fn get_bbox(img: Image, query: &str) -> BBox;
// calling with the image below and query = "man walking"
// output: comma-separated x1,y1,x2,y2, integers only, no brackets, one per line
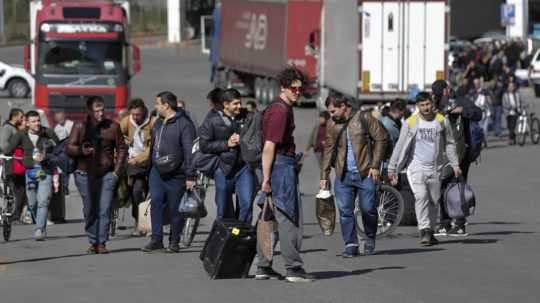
120,98,154,236
142,91,196,253
67,96,127,254
199,88,255,222
13,111,59,240
0,108,27,222
320,93,388,257
256,68,314,283
388,92,461,246
306,111,330,167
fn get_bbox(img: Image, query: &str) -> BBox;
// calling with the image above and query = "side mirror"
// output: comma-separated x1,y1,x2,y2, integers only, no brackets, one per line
24,45,31,72
132,44,141,75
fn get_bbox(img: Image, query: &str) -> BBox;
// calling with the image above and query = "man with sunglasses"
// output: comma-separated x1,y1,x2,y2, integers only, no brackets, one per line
256,68,314,283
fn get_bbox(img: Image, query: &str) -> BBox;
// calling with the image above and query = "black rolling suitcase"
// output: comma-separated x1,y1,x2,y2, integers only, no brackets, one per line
49,175,66,223
200,219,257,279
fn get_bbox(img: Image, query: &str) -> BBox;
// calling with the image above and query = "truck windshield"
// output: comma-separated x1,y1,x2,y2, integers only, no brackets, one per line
38,40,123,75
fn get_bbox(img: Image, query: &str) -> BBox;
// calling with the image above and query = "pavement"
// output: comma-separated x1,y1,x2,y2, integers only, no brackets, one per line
0,46,540,303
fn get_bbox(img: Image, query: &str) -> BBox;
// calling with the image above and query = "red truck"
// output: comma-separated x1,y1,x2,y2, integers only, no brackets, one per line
25,0,141,121
212,0,322,106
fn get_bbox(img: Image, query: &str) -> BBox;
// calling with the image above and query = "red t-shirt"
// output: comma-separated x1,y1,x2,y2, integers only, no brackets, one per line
262,98,296,157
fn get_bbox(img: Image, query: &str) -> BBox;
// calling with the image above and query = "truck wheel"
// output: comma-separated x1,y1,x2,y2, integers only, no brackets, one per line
254,78,263,104
535,84,540,98
267,79,279,103
261,78,270,105
8,78,30,98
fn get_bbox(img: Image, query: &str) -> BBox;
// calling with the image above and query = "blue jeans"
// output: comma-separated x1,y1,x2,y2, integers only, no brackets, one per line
149,168,186,243
491,105,503,137
214,165,255,223
74,171,118,246
26,174,52,232
334,171,377,246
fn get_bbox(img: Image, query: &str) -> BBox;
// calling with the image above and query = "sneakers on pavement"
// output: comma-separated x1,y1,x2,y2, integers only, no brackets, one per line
34,229,46,241
420,228,433,246
447,226,469,237
87,245,97,254
96,245,109,254
362,238,376,256
166,242,181,253
255,267,283,280
141,241,165,253
434,224,450,236
342,245,359,258
285,267,315,283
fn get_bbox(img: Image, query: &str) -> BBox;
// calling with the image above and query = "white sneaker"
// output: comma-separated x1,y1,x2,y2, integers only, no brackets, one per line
34,229,46,241
47,219,55,226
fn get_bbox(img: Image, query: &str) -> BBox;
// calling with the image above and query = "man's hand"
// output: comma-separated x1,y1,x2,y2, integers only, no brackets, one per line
388,171,398,186
186,180,195,191
82,146,94,156
450,106,464,114
320,180,328,190
453,167,463,178
34,153,45,163
127,158,137,166
227,133,240,147
368,168,380,183
261,179,271,193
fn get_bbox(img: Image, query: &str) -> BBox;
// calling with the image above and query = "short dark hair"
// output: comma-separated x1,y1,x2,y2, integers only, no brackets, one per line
156,91,177,111
415,92,432,103
207,88,223,107
8,108,24,121
319,111,330,120
246,100,257,109
220,88,241,103
277,67,305,88
25,110,40,120
128,98,147,115
86,95,105,110
390,98,407,112
325,92,350,108
431,80,448,97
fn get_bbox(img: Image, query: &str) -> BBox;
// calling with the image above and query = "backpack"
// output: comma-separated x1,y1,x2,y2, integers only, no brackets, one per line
48,138,77,174
11,148,26,175
443,178,476,218
468,120,485,162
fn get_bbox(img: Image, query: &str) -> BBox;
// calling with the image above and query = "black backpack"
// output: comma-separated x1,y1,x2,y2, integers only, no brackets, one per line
48,138,77,174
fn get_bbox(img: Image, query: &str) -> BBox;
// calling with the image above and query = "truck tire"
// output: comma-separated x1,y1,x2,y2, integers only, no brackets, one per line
535,84,540,98
8,78,30,98
254,78,263,104
267,79,279,103
261,78,270,105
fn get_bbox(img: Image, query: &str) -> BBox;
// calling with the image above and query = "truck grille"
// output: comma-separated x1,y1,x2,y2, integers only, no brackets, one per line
48,93,115,113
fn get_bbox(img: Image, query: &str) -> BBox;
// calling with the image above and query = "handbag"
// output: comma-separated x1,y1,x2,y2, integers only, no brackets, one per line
444,177,476,218
192,151,220,178
178,190,208,218
137,197,152,234
154,152,183,176
256,192,278,263
315,189,336,236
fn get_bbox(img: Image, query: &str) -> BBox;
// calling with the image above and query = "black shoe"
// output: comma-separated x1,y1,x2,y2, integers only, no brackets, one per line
141,241,164,253
429,232,439,245
434,224,450,236
255,267,283,280
420,228,433,246
166,242,181,253
342,246,359,258
285,267,315,283
362,238,376,256
447,226,469,237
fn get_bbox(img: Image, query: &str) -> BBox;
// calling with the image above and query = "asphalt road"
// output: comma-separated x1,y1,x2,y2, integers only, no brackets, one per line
0,45,539,303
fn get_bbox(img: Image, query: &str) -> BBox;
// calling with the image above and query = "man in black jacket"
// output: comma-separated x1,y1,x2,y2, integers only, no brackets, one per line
432,80,483,237
142,91,196,253
199,88,255,222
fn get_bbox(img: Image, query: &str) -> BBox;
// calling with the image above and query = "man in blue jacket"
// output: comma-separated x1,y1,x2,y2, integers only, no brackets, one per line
142,91,196,253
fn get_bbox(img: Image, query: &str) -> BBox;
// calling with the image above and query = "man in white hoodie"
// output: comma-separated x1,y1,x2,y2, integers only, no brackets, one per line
120,98,154,236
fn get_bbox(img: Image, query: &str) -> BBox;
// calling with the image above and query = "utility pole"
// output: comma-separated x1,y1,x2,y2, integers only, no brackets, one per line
0,0,5,44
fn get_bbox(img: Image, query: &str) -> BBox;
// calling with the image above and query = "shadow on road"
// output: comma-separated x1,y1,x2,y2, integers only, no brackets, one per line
301,248,328,254
439,238,498,245
377,248,444,255
472,231,534,236
469,221,522,226
312,266,406,280
0,248,141,265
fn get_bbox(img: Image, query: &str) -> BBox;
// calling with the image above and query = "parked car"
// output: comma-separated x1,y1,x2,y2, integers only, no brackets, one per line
524,49,540,97
0,60,34,98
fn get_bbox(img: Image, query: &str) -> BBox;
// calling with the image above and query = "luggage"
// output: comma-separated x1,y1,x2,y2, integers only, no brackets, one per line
315,189,336,236
200,219,257,279
48,175,66,222
178,190,207,218
443,178,476,218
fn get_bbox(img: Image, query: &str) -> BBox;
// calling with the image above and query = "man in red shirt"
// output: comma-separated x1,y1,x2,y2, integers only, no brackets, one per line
255,68,314,283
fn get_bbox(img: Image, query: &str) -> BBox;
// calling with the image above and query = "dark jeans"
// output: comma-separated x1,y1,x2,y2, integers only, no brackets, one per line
149,168,186,244
491,105,503,137
213,165,255,223
130,174,148,220
439,160,471,228
507,115,518,142
74,171,118,246
334,171,377,246
7,174,27,220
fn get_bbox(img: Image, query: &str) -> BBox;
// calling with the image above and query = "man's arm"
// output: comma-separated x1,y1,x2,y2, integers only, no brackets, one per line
114,123,128,177
0,126,10,154
66,123,82,157
319,122,335,188
366,114,389,169
181,117,197,181
444,118,460,169
261,140,276,193
199,116,229,154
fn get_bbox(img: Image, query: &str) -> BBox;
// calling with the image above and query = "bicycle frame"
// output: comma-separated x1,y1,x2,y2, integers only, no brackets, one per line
517,110,529,134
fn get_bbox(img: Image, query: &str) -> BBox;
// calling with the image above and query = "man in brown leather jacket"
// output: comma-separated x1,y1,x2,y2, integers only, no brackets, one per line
320,93,388,258
66,96,127,254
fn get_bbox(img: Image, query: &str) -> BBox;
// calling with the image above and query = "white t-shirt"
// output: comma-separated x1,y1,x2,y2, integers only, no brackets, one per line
410,118,438,171
54,120,74,141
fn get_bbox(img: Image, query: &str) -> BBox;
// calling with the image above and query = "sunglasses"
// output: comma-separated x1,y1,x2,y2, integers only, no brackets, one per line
289,86,303,94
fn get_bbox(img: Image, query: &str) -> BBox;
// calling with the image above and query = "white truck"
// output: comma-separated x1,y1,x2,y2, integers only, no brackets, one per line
320,0,449,105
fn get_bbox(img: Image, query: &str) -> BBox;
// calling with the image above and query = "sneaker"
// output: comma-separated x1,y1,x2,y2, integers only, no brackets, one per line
87,245,97,254
34,229,45,241
255,267,283,280
434,224,450,236
285,267,315,283
429,231,439,245
419,228,432,246
342,246,359,258
46,219,55,226
23,213,33,225
362,238,376,256
141,241,165,253
447,226,469,237
166,242,181,253
96,244,109,254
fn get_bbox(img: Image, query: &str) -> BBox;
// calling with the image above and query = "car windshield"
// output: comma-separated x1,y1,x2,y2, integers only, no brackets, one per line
38,40,123,75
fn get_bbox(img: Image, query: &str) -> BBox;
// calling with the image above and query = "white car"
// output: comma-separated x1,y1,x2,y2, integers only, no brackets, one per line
524,49,540,97
0,61,34,98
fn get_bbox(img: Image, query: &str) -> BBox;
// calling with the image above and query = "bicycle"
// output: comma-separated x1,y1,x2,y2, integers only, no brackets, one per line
182,172,209,247
0,155,15,242
516,109,540,146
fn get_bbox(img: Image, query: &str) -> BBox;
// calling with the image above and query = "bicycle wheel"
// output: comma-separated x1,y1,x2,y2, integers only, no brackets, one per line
530,118,540,144
182,217,200,247
356,184,405,239
3,217,11,242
